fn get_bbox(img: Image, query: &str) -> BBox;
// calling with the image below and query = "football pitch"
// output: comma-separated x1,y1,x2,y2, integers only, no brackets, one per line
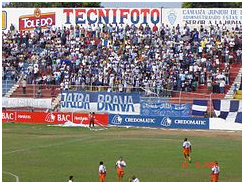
2,123,242,182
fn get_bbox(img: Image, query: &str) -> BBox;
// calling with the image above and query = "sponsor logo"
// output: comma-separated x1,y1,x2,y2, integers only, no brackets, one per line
111,115,123,125
175,119,206,125
45,113,55,123
161,117,172,127
2,11,7,30
19,8,55,31
2,112,15,121
73,116,89,123
17,114,32,119
167,9,177,25
125,118,155,123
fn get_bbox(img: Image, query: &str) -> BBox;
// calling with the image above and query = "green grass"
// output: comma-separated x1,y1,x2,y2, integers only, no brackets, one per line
2,123,242,182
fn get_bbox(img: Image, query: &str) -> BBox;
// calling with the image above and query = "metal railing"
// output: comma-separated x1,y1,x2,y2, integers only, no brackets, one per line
4,84,227,117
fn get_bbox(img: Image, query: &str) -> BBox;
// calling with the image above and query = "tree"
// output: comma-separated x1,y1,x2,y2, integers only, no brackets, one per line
182,2,242,8
3,2,101,8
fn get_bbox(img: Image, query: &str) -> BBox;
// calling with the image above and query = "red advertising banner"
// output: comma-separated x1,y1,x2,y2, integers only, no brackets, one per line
19,8,55,31
2,111,108,126
73,113,109,125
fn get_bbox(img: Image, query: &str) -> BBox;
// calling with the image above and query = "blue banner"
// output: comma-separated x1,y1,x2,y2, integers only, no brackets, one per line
140,101,191,117
61,91,140,114
109,114,209,129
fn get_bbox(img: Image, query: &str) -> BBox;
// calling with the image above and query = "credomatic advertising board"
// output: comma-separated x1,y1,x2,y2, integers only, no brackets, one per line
109,114,209,129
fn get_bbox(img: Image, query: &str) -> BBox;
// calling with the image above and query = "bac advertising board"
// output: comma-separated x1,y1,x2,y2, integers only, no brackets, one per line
2,111,108,125
61,91,140,115
2,8,241,31
109,114,209,129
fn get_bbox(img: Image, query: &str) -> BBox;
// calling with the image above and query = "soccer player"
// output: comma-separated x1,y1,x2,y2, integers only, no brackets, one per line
99,161,106,182
68,175,74,182
129,175,140,182
211,162,220,182
183,138,192,163
115,156,126,182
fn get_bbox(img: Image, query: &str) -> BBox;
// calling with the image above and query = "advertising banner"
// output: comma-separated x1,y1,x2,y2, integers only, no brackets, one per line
162,8,242,29
2,8,161,31
63,8,160,26
140,101,191,117
61,91,140,115
2,111,108,125
109,114,209,129
2,8,241,31
2,97,52,109
19,8,56,31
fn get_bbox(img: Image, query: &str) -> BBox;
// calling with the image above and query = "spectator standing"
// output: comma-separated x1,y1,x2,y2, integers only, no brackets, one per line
22,78,27,94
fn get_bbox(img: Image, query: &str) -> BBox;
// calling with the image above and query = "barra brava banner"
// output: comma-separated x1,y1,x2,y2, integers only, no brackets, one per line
61,91,140,115
140,101,191,117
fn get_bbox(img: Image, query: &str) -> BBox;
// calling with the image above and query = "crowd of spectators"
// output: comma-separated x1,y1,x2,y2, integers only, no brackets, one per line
2,21,242,96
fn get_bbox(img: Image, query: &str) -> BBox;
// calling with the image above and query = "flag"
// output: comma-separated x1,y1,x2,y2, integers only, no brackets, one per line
212,99,242,123
192,100,208,117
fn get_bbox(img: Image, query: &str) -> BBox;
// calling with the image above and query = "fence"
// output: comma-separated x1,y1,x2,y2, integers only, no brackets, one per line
3,84,226,118
9,82,230,97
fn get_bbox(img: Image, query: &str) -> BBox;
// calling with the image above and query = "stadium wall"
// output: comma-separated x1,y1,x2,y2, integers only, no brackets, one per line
209,118,242,131
2,111,242,131
2,8,241,31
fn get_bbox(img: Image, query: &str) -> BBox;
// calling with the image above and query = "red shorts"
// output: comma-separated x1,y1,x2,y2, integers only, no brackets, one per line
99,173,105,182
117,168,124,176
184,148,190,155
211,174,219,182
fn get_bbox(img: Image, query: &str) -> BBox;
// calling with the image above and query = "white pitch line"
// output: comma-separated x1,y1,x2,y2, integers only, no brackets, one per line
2,171,19,182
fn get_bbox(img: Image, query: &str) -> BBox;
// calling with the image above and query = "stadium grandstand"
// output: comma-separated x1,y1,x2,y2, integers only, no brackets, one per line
2,17,242,114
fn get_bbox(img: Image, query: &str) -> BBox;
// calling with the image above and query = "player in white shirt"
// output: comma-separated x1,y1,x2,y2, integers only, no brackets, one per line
99,161,106,182
115,157,126,182
68,175,74,182
183,138,192,163
129,175,140,182
211,162,220,182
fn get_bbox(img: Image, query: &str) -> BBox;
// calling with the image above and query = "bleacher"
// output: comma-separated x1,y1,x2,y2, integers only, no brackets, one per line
170,62,242,114
2,80,16,96
10,85,60,98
